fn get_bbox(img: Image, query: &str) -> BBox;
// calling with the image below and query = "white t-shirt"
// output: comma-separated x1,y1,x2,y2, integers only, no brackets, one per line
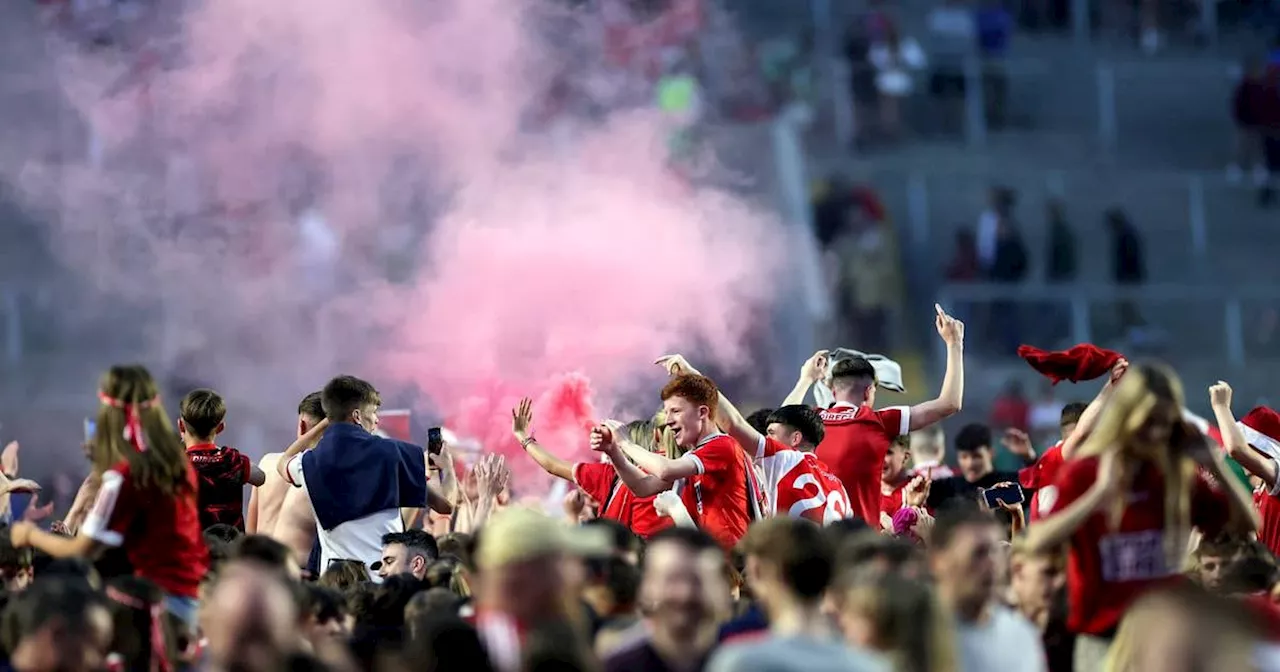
286,455,401,582
955,605,1047,672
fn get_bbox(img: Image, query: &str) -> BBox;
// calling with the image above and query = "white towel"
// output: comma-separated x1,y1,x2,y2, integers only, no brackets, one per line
813,349,906,408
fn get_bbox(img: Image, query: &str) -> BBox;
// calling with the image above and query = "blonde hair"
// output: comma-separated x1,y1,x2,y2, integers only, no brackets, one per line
623,410,683,459
1074,362,1199,570
841,569,958,672
1104,585,1257,672
93,365,190,495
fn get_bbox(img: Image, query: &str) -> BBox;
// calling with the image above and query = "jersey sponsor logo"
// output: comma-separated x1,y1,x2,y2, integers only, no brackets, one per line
1037,485,1058,517
1098,530,1171,582
820,410,859,422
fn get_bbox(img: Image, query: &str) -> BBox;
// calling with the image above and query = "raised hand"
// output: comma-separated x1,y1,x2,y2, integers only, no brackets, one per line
589,425,617,453
800,350,830,383
1209,381,1233,409
903,474,931,508
934,303,964,345
1107,358,1130,388
512,397,534,442
3,479,41,495
654,491,681,518
564,489,587,519
2,441,19,477
1000,428,1035,459
655,354,699,377
22,495,53,523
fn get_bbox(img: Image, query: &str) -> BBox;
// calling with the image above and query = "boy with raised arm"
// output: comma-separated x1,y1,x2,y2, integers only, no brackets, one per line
783,304,966,525
591,370,758,548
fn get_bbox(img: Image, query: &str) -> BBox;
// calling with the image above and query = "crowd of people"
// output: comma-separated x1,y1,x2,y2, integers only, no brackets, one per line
4,303,1280,672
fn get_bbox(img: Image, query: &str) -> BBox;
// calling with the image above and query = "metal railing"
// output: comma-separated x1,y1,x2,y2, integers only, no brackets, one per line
808,57,1242,155
850,167,1275,288
933,282,1280,367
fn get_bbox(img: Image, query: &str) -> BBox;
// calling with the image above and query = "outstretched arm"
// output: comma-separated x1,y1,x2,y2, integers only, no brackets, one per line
781,351,829,407
592,429,674,498
655,354,761,459
511,398,575,481
277,419,330,486
1210,381,1276,488
908,305,964,431
616,440,700,483
1061,360,1128,461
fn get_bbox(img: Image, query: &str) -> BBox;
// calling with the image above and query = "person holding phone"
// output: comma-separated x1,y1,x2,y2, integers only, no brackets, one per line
1024,362,1259,671
927,423,1025,511
276,375,453,577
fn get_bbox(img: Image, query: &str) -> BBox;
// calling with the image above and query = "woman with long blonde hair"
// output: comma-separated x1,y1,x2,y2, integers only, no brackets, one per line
1024,362,1258,672
8,365,209,627
1103,583,1260,672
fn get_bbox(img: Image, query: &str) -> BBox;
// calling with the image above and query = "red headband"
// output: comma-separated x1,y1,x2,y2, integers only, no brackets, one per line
98,392,159,453
105,585,171,672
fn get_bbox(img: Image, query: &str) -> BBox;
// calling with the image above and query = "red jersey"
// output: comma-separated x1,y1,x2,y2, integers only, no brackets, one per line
81,460,209,598
572,461,672,539
880,476,910,519
680,433,757,548
816,403,910,525
186,444,253,530
753,436,850,524
1019,441,1067,522
1051,456,1230,636
1255,485,1280,558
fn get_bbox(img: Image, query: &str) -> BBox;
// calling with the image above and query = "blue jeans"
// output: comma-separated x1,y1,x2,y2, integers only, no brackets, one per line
164,594,199,629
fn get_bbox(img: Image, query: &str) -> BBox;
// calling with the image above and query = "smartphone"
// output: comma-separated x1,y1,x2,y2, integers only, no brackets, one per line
981,482,1025,510
427,427,443,455
84,418,97,442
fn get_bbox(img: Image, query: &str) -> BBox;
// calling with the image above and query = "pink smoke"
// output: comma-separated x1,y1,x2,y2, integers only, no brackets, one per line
1,0,785,484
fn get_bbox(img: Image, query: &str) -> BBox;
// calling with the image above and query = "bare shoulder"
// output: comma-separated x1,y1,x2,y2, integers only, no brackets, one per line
258,452,283,469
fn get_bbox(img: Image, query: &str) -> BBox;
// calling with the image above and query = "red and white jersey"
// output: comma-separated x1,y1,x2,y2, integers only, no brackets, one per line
816,403,911,525
754,436,851,524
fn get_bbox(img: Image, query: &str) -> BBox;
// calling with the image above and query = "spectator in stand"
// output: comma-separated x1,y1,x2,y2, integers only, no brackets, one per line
810,174,852,251
1045,199,1076,284
838,208,901,353
976,0,1014,128
945,227,981,331
946,228,981,282
930,507,1047,671
1107,208,1145,286
1229,56,1272,188
867,23,926,140
926,0,976,136
976,186,1016,275
1106,208,1146,336
989,214,1030,353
